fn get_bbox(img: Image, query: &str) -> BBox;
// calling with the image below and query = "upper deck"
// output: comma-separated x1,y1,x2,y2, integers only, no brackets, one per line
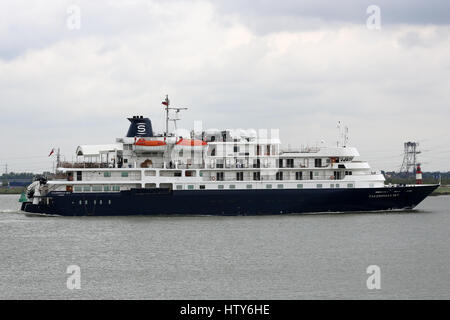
50,104,384,191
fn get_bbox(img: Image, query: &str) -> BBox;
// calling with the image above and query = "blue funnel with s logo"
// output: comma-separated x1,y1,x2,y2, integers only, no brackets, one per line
126,116,153,137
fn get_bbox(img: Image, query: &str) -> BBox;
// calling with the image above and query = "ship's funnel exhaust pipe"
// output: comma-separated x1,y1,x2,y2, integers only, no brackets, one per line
126,116,153,137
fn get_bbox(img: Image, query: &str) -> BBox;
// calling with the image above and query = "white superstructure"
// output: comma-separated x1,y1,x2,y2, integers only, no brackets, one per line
45,99,385,195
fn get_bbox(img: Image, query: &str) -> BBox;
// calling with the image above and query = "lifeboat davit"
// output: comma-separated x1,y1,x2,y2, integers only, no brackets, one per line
134,138,167,152
175,138,207,151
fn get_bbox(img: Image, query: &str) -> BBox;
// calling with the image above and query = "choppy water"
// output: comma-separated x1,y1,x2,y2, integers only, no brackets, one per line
0,194,449,299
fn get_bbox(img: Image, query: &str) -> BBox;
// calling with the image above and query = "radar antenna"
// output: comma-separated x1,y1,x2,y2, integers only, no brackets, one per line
162,95,188,139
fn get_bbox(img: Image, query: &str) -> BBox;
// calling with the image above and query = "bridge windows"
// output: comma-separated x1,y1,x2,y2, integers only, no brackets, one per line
295,172,303,180
276,172,283,181
77,171,82,181
347,183,354,188
297,184,303,189
253,172,261,181
236,172,244,181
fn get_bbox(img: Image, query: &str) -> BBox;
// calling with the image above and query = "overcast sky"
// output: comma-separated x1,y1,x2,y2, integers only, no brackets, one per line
0,0,449,173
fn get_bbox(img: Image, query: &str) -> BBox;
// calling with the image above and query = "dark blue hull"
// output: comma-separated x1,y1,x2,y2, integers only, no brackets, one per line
20,184,439,217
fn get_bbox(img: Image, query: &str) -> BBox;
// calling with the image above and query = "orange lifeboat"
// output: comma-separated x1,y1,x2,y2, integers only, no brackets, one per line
175,138,207,151
134,138,167,152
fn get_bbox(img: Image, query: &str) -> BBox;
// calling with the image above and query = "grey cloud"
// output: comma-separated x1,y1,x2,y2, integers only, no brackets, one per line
215,0,450,25
213,0,450,35
2,0,450,60
0,0,160,59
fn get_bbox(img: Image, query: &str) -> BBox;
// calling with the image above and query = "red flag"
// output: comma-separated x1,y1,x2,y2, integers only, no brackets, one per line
48,149,55,156
162,101,168,106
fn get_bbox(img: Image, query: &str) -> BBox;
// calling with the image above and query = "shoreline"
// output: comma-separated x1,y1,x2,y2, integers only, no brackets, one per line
0,187,25,195
430,186,450,196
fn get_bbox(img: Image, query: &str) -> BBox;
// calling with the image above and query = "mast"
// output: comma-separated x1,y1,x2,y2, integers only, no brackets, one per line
56,148,61,168
162,95,188,139
164,95,170,138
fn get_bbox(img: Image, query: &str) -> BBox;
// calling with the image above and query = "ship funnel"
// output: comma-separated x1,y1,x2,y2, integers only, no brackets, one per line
126,116,153,137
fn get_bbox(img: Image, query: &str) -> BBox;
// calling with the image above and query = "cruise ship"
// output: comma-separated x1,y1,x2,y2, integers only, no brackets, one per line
21,96,439,216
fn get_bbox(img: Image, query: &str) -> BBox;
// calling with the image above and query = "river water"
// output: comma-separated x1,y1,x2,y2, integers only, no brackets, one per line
0,194,449,299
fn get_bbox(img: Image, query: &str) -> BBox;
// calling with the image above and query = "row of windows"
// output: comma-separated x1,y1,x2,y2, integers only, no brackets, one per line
72,183,357,192
74,171,130,179
74,199,112,205
88,170,352,180
74,185,121,192
177,183,356,190
103,172,129,177
214,171,348,181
